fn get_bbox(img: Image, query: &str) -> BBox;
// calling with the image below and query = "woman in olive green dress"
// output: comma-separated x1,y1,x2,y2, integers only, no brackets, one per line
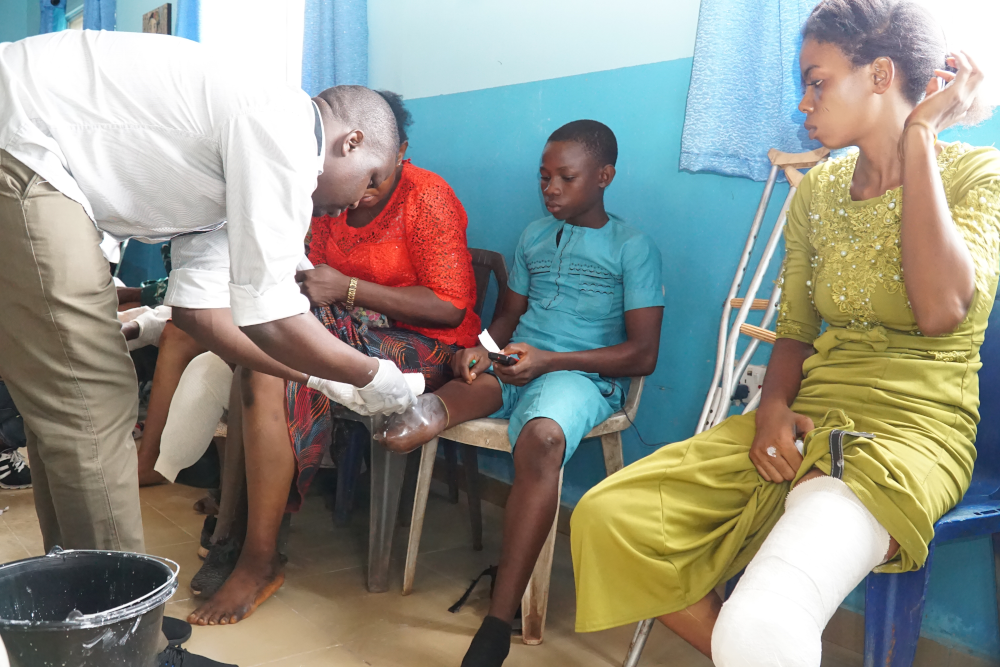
571,1,1000,664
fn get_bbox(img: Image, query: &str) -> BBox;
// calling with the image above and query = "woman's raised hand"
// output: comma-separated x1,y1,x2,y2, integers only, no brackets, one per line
906,51,986,136
296,264,351,308
750,401,813,483
452,345,491,384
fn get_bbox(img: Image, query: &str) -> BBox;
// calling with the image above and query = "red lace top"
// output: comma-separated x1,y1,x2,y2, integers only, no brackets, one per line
308,162,481,348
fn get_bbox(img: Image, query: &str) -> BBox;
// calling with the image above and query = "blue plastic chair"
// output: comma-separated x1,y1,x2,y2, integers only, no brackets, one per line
862,308,1000,666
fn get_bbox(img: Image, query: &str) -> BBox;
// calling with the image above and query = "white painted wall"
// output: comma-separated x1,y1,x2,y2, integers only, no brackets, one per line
200,0,305,87
368,0,703,99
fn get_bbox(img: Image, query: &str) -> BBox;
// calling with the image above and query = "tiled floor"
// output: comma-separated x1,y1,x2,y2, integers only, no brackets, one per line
0,476,871,667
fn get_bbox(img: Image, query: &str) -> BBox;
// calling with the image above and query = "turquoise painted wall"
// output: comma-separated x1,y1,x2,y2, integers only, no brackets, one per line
404,57,1000,659
0,0,36,43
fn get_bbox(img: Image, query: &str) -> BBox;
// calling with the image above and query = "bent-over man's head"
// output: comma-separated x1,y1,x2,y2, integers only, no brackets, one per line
312,85,400,218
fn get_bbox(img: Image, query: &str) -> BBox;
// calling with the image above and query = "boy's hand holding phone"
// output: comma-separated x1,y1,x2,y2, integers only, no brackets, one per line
492,342,552,387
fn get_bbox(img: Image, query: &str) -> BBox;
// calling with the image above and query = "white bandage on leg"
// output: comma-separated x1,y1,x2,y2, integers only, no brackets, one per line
711,476,890,667
154,352,233,482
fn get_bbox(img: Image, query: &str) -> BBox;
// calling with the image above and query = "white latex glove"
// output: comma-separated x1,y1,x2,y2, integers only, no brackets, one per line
307,367,424,416
358,360,418,415
128,306,172,351
306,376,367,413
118,306,152,324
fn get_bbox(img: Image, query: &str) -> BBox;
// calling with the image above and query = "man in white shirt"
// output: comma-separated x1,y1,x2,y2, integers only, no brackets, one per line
0,31,413,563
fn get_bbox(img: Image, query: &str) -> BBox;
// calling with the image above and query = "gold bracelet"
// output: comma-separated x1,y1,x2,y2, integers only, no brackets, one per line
435,393,451,429
904,120,938,144
346,277,359,310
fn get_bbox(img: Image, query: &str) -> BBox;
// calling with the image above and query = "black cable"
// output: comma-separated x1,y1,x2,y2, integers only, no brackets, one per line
622,409,673,448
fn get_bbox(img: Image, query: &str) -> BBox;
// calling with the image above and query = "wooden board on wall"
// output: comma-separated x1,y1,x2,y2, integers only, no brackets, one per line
142,3,172,35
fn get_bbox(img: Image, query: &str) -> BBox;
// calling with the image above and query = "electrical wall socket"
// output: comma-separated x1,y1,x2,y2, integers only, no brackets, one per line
735,364,767,405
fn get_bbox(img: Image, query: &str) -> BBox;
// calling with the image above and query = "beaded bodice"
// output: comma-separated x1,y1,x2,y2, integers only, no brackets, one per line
777,143,1000,342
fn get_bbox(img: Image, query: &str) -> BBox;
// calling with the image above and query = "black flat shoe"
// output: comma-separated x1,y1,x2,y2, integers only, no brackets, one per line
189,537,240,598
157,645,238,666
162,616,192,646
198,515,217,560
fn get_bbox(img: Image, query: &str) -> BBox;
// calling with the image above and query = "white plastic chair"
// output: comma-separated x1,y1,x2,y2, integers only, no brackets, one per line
403,376,646,645
621,146,828,667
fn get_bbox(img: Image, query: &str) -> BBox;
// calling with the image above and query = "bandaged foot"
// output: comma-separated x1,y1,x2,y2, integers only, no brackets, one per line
711,476,890,667
375,393,449,453
307,363,424,416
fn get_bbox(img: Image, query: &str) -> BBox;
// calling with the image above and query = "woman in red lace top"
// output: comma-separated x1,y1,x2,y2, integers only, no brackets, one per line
303,160,480,347
188,92,481,626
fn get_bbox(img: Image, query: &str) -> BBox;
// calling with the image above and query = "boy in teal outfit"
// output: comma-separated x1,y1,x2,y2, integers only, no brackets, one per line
381,120,664,666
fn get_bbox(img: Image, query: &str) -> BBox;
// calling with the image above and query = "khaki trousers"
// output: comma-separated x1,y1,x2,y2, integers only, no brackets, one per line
0,149,144,553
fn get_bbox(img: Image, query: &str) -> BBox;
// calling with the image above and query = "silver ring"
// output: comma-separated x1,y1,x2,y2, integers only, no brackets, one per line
766,446,778,458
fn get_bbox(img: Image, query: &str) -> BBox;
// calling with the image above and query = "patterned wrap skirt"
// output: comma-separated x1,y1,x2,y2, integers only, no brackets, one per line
285,303,458,511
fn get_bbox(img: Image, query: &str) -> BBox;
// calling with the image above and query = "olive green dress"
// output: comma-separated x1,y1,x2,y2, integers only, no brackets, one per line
571,143,1000,633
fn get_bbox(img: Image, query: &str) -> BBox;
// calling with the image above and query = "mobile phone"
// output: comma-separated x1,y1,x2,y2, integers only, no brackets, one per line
488,351,518,366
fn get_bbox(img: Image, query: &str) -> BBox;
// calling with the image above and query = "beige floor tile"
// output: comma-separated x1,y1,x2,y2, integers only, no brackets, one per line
275,559,487,645
0,491,45,557
339,618,493,667
142,503,197,548
255,645,368,666
140,481,207,511
0,487,35,514
174,594,333,667
141,483,212,539
821,642,863,667
2,479,983,667
0,521,29,562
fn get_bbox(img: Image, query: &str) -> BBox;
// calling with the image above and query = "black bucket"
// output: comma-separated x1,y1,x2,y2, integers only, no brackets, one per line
0,547,178,667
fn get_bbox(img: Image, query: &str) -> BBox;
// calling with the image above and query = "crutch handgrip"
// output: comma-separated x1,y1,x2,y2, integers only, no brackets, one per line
740,323,776,344
767,146,830,169
784,166,807,188
730,298,772,311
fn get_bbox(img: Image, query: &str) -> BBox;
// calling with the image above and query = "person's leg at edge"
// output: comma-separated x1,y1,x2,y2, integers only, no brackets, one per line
187,371,247,599
137,322,208,486
461,417,566,667
189,369,288,625
211,371,246,544
658,468,900,661
0,149,143,553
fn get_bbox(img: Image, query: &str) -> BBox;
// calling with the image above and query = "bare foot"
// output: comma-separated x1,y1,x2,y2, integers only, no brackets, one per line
376,394,449,453
187,554,284,626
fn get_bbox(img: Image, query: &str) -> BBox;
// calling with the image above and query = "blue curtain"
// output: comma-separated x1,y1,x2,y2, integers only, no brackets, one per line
680,0,821,181
39,0,67,33
175,0,200,41
301,0,367,96
82,0,115,30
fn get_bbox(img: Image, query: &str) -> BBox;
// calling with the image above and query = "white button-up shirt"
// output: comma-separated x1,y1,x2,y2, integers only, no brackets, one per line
0,30,323,326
